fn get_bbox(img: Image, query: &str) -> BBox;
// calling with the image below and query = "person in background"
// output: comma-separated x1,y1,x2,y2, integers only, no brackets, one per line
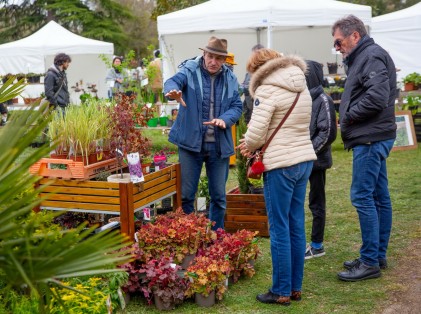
304,60,337,260
148,49,163,101
225,52,237,71
237,48,316,305
44,53,71,112
106,56,124,99
164,36,242,230
332,15,397,281
241,44,264,124
0,102,8,126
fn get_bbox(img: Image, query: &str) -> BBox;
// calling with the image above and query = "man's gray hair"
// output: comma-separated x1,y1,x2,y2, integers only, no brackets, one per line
332,15,367,37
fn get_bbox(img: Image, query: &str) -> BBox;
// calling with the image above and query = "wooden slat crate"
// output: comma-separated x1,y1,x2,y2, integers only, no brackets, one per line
29,157,123,180
225,187,269,237
35,164,182,240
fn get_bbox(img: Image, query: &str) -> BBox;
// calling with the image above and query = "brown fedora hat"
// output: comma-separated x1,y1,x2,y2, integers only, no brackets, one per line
199,36,228,57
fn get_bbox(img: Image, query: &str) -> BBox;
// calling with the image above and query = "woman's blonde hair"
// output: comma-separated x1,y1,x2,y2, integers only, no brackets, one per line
246,48,283,74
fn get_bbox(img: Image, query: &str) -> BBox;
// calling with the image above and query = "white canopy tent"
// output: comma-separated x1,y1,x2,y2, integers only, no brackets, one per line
371,2,421,82
0,21,114,100
157,0,372,83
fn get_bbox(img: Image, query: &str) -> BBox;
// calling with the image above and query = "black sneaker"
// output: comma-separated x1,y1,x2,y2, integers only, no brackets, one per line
338,259,381,281
305,245,325,260
344,258,388,270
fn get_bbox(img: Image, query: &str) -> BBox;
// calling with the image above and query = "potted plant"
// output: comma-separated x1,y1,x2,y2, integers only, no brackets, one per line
327,62,338,74
224,115,269,236
403,72,421,91
140,256,189,311
26,72,42,84
108,93,151,178
186,255,230,307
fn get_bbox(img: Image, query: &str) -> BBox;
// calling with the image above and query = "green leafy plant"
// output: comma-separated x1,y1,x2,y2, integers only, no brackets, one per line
0,83,132,312
236,115,251,193
402,72,421,85
402,93,421,114
197,175,210,206
323,86,344,94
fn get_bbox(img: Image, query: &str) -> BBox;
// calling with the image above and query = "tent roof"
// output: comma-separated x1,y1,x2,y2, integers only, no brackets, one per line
372,2,421,33
158,0,372,35
0,21,113,57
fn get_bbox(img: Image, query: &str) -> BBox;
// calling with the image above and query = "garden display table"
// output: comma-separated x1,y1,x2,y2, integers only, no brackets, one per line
33,164,181,240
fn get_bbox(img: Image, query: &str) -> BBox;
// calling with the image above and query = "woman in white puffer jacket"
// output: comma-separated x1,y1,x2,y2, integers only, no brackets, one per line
238,48,316,306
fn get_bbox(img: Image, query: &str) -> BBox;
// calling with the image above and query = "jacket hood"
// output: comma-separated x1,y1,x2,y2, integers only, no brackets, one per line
47,65,62,75
249,54,307,98
305,60,323,90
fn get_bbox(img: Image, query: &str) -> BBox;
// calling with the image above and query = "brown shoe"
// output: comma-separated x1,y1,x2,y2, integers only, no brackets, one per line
291,291,302,301
256,291,291,306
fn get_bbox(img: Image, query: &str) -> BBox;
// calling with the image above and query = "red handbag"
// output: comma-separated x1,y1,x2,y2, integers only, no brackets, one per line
246,150,264,179
245,93,301,180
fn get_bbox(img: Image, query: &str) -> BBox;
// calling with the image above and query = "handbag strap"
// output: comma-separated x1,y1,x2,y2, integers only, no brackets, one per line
260,92,301,155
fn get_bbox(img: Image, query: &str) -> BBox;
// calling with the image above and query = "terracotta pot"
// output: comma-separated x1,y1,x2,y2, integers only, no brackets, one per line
50,153,68,159
74,154,97,165
195,290,215,308
24,97,41,105
404,82,415,91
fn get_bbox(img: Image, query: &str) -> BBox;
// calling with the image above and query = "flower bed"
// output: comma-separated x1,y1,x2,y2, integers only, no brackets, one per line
121,209,261,310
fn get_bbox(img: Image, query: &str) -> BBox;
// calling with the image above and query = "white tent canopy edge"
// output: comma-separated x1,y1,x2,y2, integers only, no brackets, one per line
157,0,372,83
0,21,114,101
371,2,421,82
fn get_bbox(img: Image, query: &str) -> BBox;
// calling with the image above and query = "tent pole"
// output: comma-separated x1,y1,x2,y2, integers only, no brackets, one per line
267,24,272,49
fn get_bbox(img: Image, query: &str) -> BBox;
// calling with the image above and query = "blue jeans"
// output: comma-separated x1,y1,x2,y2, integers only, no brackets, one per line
351,139,395,266
178,143,229,230
264,161,313,296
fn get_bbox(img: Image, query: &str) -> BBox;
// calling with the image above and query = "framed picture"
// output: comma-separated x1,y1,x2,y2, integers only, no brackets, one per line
393,110,418,151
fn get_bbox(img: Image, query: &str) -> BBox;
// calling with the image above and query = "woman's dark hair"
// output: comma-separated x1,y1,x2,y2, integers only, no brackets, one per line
112,56,123,65
54,53,72,66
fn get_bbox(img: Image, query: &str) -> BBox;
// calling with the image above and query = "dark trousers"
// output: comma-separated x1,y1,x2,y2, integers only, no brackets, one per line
308,168,326,244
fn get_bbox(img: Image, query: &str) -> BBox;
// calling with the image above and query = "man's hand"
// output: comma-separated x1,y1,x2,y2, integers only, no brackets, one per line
165,89,187,107
203,118,226,129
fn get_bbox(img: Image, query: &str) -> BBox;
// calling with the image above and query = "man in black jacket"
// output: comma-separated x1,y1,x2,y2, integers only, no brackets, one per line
44,53,71,111
304,60,337,260
332,15,397,282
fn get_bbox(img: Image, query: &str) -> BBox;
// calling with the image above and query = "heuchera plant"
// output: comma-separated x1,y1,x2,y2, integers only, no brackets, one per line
108,94,151,157
135,208,216,264
186,255,230,300
141,256,188,309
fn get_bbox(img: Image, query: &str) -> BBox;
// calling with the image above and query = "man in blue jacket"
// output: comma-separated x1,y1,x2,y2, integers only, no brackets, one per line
164,36,242,230
332,15,397,281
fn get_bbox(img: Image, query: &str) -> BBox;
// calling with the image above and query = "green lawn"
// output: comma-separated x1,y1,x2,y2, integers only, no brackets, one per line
126,133,421,313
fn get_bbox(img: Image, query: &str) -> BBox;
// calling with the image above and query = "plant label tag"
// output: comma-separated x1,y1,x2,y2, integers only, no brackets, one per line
143,207,151,221
197,197,207,211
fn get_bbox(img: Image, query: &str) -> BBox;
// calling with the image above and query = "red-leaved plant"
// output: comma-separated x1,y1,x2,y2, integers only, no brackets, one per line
141,256,188,309
108,93,151,157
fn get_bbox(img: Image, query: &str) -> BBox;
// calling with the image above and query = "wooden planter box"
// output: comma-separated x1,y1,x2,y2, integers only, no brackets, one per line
225,187,269,237
34,164,181,240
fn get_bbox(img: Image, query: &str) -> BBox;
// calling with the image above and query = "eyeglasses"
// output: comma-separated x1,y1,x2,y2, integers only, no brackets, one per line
333,33,353,48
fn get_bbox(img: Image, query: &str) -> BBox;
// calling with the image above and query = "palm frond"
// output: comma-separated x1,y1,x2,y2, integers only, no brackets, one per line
0,82,132,309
